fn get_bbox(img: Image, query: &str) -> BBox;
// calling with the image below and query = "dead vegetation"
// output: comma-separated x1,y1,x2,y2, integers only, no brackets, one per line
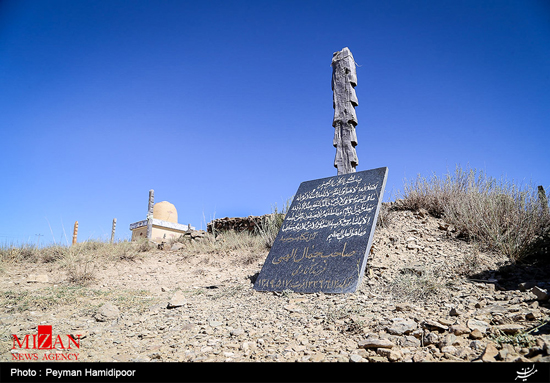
395,166,550,263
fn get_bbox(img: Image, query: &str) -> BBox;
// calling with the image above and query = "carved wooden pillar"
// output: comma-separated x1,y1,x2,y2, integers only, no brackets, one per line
146,190,154,240
110,218,117,244
539,186,549,215
332,47,359,175
72,221,78,246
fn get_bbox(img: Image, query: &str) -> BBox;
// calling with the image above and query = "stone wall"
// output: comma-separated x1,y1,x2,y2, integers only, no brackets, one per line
207,214,281,234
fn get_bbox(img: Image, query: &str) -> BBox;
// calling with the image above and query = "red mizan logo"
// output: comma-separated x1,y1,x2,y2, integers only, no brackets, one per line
12,325,81,361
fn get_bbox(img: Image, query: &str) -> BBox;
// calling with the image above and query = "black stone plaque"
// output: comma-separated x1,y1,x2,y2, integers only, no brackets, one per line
254,167,388,293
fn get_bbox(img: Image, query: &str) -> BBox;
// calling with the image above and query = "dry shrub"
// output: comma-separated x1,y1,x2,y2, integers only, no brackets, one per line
1,239,154,284
59,246,98,285
400,166,550,262
110,240,150,261
173,230,266,266
254,199,291,249
389,266,448,303
0,244,40,265
398,166,472,218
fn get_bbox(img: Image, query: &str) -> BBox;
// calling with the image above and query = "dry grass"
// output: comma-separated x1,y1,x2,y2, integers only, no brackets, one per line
253,199,291,249
398,166,550,262
388,265,449,303
171,230,267,266
169,201,290,265
0,239,153,285
1,285,154,314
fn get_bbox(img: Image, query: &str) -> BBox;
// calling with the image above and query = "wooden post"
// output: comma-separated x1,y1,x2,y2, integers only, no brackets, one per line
110,218,117,244
332,47,359,175
72,221,78,246
538,186,549,215
146,189,154,240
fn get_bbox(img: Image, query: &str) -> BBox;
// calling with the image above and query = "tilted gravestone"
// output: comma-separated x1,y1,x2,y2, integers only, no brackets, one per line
254,167,388,293
254,48,388,293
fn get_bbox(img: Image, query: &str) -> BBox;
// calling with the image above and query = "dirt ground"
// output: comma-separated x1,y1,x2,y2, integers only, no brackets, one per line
2,210,549,363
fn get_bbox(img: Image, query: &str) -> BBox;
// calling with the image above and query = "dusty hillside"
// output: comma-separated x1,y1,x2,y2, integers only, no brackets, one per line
1,208,549,363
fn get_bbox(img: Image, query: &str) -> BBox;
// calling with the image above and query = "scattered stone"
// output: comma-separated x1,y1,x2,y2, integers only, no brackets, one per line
469,340,484,352
387,318,417,335
424,332,439,345
531,286,549,301
481,343,499,362
511,356,531,363
377,348,403,362
498,344,517,362
401,335,421,348
449,308,461,317
27,274,49,283
310,353,325,362
230,328,245,337
93,302,120,322
474,301,486,309
358,338,395,349
469,329,484,340
395,304,412,312
483,304,508,314
493,324,524,335
167,291,186,309
170,243,185,251
422,320,447,332
441,345,458,356
368,356,388,363
283,304,302,313
439,334,459,348
349,354,364,363
525,311,540,320
456,347,475,360
406,242,418,250
209,320,223,327
519,282,536,292
467,319,489,334
438,318,454,326
450,324,470,336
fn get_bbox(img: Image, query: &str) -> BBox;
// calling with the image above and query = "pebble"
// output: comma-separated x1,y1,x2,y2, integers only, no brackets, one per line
467,319,489,334
167,291,186,308
531,286,549,301
93,303,120,322
358,338,395,349
481,343,499,362
27,274,49,283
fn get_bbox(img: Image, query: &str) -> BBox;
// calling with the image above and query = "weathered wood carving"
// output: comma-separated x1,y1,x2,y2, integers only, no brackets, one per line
332,47,359,175
146,190,154,239
111,218,117,244
72,221,78,246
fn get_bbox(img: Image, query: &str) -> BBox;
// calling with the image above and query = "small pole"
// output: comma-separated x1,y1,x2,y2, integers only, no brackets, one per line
146,189,154,240
332,47,359,175
72,221,78,246
538,186,549,215
110,218,117,244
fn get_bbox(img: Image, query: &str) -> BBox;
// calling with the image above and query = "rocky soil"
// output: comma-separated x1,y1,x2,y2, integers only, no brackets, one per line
2,209,550,363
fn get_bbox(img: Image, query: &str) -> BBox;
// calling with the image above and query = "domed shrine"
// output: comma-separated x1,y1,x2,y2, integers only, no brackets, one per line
130,190,194,242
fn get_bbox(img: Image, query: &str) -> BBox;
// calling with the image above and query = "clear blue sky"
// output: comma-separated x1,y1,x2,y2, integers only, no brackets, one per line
1,0,549,246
